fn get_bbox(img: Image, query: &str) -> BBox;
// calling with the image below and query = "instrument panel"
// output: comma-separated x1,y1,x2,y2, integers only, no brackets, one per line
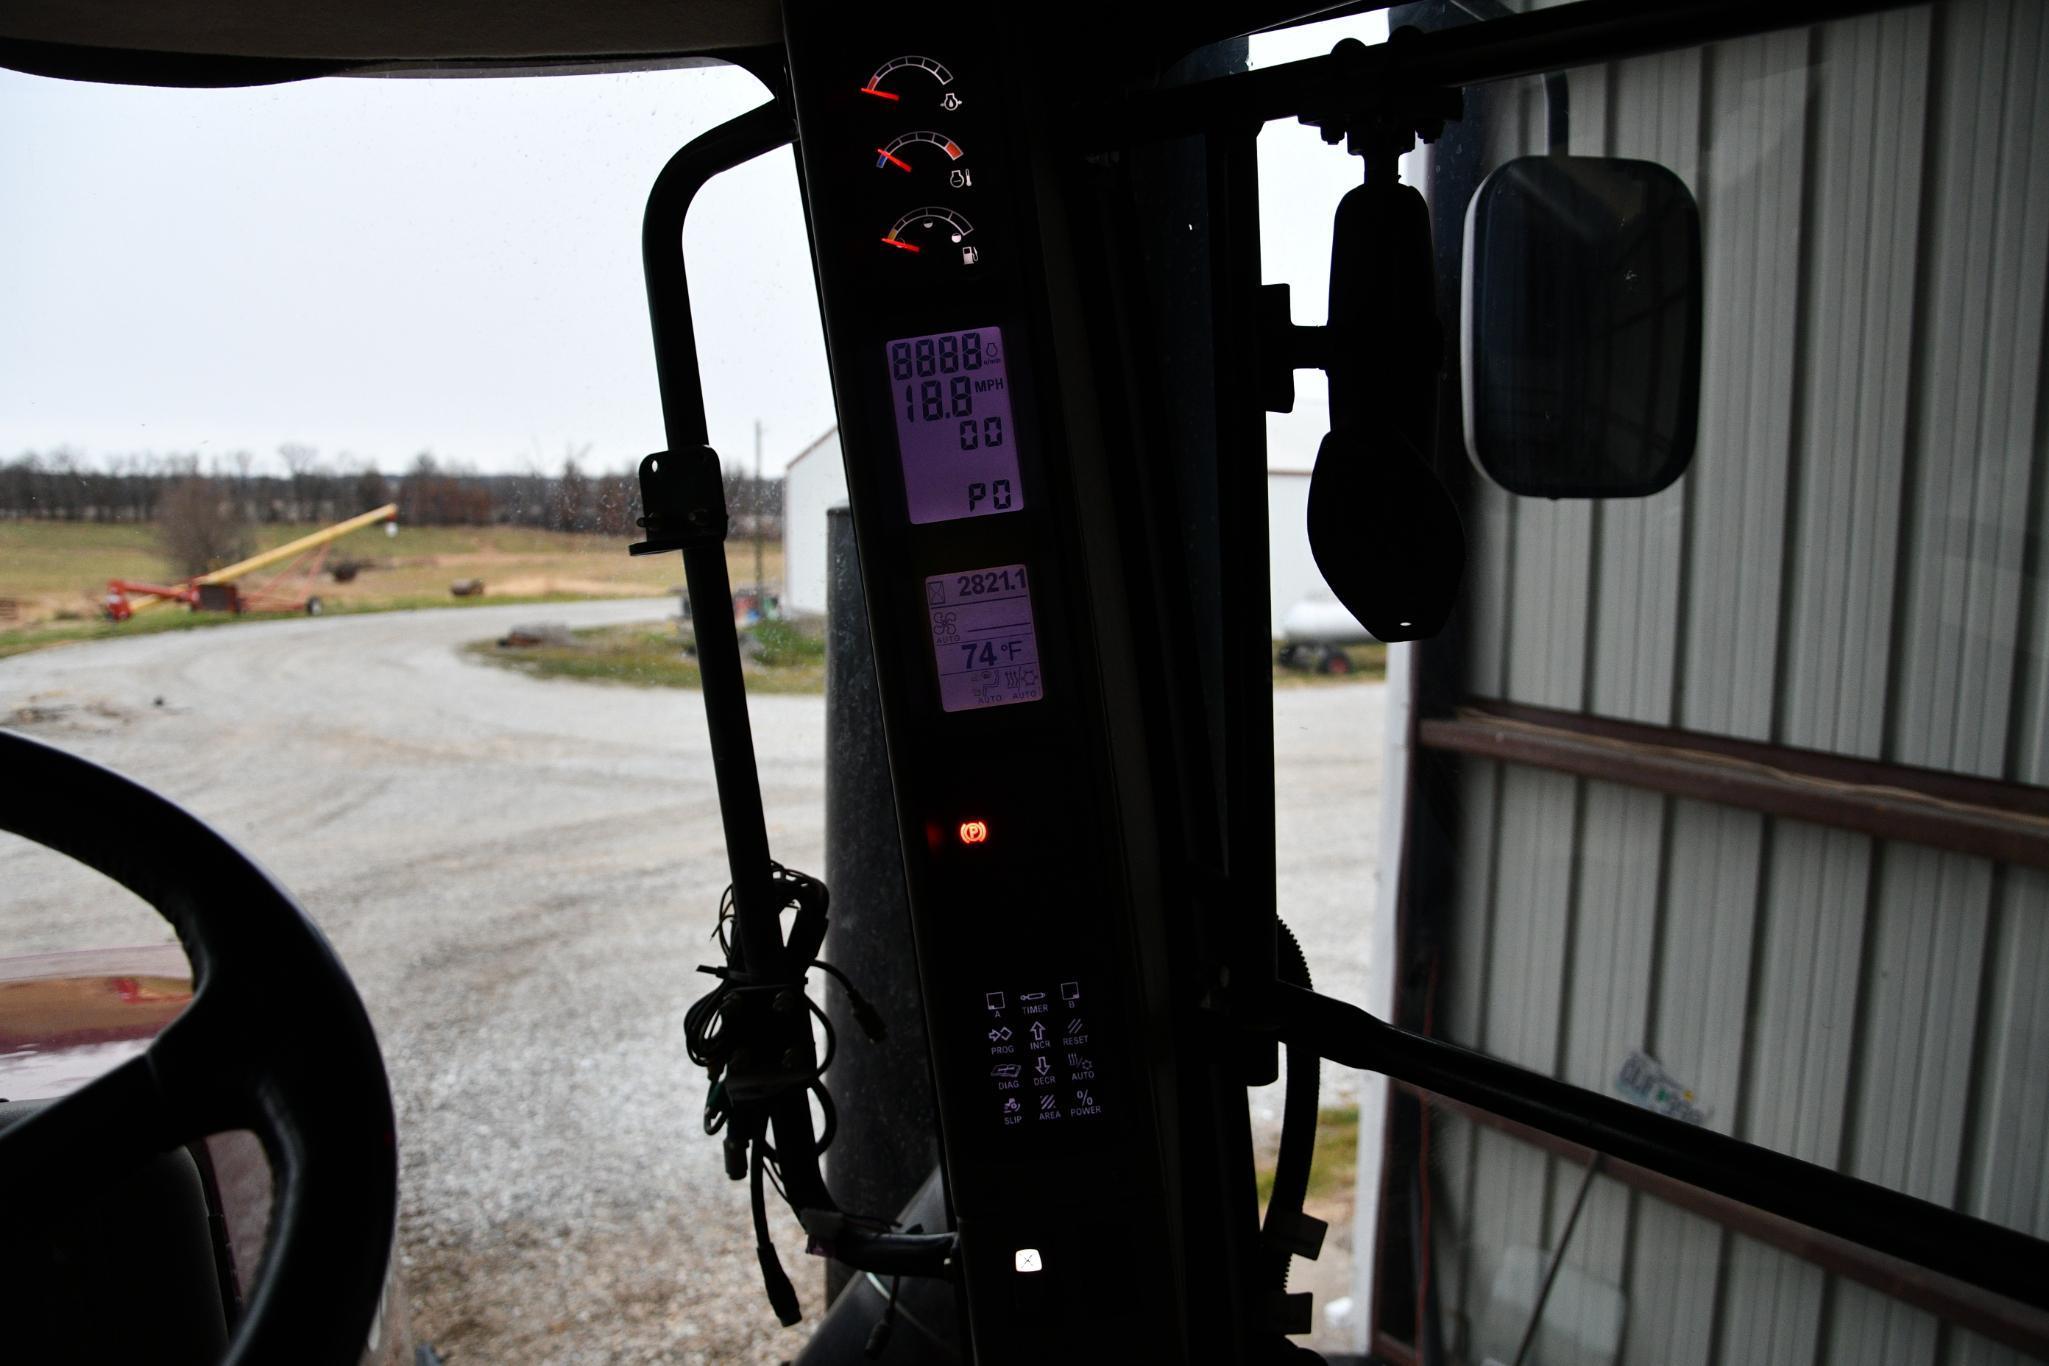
785,3,1179,1357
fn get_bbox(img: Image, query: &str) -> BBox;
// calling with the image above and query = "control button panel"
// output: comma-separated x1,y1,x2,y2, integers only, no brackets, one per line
983,979,1104,1129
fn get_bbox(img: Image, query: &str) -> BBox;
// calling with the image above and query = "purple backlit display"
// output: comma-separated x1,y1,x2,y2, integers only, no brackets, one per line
925,564,1042,712
887,325,1023,525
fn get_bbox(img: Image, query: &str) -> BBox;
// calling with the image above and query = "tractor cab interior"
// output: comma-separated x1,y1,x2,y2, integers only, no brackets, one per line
3,2,2048,1364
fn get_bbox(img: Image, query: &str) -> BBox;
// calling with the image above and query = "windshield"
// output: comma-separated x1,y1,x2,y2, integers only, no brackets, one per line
1382,3,2049,1362
0,59,845,1364
3,4,2044,1364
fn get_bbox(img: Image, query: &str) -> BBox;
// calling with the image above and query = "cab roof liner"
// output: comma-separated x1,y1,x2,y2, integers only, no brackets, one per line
0,0,1388,87
0,0,782,86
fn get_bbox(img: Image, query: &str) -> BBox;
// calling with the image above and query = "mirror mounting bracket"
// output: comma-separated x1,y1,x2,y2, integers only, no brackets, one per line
1293,32,1463,178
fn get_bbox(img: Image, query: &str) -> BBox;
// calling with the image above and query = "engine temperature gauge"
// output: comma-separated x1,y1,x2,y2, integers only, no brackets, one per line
859,55,963,112
876,130,970,189
881,206,980,268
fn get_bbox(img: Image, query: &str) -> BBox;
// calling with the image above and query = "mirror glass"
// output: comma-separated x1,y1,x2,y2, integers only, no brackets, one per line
1462,154,1702,498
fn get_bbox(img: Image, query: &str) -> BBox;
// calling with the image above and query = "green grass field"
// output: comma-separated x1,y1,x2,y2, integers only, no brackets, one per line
466,619,827,694
1253,1104,1360,1207
0,520,784,659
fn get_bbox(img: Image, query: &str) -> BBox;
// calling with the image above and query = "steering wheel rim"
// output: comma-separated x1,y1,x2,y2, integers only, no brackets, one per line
0,728,398,1365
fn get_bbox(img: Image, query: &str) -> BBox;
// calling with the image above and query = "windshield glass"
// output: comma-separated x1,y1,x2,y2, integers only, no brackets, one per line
1385,3,2049,1361
0,60,843,1363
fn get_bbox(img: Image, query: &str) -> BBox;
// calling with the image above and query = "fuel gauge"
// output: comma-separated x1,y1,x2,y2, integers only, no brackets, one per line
859,55,964,113
875,131,972,190
880,206,981,269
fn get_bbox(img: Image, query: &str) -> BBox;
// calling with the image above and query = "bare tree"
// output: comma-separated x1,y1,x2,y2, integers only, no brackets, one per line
279,443,320,522
157,475,250,577
554,456,590,533
354,465,390,513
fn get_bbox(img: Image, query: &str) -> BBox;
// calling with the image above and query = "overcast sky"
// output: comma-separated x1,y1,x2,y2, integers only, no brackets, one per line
0,16,1383,477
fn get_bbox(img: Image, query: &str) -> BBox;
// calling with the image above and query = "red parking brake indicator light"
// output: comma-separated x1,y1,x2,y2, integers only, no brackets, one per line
958,819,990,845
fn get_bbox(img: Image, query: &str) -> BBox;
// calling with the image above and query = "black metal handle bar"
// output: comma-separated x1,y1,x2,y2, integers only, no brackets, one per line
638,101,841,1215
1269,983,2049,1314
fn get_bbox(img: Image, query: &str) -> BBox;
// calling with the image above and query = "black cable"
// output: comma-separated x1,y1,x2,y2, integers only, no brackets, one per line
812,958,889,1042
864,1273,904,1358
684,865,845,1150
750,1142,802,1327
1511,1154,1603,1366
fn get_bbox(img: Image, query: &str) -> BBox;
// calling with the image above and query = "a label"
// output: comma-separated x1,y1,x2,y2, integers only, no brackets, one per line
1615,1049,1710,1126
925,563,1043,712
887,325,1023,525
983,979,1101,1128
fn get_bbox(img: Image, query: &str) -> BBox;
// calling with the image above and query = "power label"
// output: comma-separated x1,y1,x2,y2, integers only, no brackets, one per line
925,563,1043,712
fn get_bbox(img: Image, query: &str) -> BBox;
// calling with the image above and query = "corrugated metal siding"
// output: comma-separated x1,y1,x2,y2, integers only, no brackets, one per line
1425,2,2049,1361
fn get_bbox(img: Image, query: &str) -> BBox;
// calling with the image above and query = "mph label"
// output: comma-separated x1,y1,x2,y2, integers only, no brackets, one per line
925,563,1043,712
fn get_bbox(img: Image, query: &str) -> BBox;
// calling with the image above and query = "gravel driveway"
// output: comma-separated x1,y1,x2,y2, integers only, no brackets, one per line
0,602,1384,1363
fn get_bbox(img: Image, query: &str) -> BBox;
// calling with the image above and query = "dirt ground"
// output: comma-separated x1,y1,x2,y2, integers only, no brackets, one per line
0,601,1385,1362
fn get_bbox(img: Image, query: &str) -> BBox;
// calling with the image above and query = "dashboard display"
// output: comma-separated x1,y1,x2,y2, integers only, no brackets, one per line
925,563,1042,712
887,325,1023,524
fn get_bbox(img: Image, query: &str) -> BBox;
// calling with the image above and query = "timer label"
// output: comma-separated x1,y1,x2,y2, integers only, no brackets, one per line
925,563,1043,712
887,325,1025,525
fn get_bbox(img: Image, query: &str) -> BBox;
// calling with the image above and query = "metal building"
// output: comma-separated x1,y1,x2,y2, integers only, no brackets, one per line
1369,2,2049,1362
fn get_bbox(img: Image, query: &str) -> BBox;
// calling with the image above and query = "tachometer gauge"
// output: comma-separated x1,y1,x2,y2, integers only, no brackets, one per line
881,206,980,268
859,55,963,112
875,130,971,189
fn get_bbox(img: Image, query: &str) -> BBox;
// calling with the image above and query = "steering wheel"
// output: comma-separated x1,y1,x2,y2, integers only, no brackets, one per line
0,729,398,1364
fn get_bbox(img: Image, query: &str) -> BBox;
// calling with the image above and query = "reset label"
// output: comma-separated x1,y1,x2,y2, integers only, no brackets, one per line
925,563,1043,712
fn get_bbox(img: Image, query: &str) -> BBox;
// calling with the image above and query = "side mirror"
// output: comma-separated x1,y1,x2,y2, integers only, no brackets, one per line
1462,155,1702,498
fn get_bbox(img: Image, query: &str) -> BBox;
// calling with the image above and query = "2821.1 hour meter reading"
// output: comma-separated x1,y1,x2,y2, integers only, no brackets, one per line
887,325,1025,525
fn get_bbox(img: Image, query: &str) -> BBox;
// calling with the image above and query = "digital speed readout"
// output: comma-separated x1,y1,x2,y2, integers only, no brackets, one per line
887,325,1023,525
925,563,1042,712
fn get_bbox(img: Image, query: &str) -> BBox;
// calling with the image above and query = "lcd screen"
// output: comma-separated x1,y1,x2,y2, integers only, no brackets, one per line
925,563,1043,712
887,325,1024,525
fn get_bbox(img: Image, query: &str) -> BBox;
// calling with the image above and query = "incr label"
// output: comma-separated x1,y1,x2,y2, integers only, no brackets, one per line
925,564,1043,712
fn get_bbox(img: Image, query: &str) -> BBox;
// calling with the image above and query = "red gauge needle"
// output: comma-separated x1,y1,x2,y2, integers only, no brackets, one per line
881,236,922,253
859,84,900,102
878,148,913,172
